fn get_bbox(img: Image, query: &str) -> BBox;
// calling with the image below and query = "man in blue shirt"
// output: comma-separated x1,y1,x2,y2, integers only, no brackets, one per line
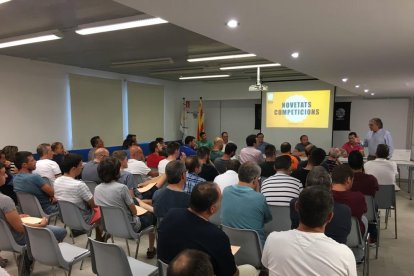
363,117,394,159
13,151,58,214
183,156,206,194
180,136,197,157
221,161,272,245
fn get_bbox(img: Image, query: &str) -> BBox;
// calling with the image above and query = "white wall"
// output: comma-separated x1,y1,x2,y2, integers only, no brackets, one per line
0,55,179,151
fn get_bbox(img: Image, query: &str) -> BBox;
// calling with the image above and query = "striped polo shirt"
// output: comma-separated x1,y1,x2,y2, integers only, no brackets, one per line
261,172,303,206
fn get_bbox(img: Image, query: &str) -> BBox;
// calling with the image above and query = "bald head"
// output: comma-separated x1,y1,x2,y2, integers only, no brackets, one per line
130,145,144,161
94,148,109,162
167,249,214,276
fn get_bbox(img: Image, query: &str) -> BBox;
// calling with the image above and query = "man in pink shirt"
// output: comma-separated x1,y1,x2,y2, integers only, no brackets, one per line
342,132,364,156
239,134,264,164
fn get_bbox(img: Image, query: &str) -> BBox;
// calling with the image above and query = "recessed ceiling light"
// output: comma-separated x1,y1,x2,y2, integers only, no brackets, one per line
370,93,375,96
220,63,281,70
342,78,348,83
364,89,369,93
355,85,360,88
188,53,256,62
226,19,239,28
291,52,299,58
0,30,62,49
76,15,167,35
0,0,12,5
179,74,230,80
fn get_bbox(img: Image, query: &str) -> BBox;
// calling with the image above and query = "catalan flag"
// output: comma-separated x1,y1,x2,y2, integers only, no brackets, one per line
197,97,204,140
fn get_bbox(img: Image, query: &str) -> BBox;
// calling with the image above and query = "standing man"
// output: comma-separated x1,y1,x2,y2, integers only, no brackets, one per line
293,135,310,157
256,132,270,154
363,118,394,159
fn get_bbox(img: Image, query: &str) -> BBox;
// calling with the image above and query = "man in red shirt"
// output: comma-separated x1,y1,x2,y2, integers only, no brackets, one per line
146,141,166,169
342,132,364,156
331,164,367,235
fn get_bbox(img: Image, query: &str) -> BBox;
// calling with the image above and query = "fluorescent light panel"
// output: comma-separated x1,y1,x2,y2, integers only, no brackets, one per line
179,74,230,80
0,0,11,4
188,53,256,62
220,63,281,70
0,31,62,49
76,15,168,35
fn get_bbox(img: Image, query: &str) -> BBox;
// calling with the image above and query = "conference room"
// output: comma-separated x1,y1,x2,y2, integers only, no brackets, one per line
1,0,413,275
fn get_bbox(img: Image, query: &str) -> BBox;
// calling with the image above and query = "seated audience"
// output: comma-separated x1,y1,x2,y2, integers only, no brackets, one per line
94,156,156,258
262,186,356,276
13,151,58,214
221,131,230,152
260,144,277,177
54,153,105,241
1,145,18,175
348,151,379,196
214,142,237,174
146,140,166,169
291,147,326,187
88,136,104,161
280,142,299,171
125,145,158,177
214,160,240,192
0,150,17,204
184,156,206,194
180,136,197,157
33,143,62,184
221,162,272,245
197,147,219,181
152,160,190,219
158,142,181,174
289,166,352,244
81,148,109,183
122,134,137,150
322,147,342,173
342,132,364,156
298,143,316,168
1,162,67,246
239,134,264,164
158,182,256,276
331,164,367,235
256,132,271,154
167,249,214,276
51,141,67,169
196,132,213,149
209,137,224,162
364,144,399,190
156,137,168,157
292,134,311,157
261,155,303,207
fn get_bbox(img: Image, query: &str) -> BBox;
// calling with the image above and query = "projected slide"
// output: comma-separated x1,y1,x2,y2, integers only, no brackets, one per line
266,90,331,128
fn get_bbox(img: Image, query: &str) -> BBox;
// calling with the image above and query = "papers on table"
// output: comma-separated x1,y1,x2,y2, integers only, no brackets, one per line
391,149,411,161
231,245,240,255
21,217,43,224
135,205,148,216
137,182,157,193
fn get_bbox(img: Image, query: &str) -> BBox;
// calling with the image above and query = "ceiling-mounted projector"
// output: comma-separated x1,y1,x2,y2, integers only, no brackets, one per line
249,84,268,92
249,67,267,92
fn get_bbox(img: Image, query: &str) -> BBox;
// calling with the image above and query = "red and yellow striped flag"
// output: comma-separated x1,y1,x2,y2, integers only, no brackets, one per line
197,97,204,140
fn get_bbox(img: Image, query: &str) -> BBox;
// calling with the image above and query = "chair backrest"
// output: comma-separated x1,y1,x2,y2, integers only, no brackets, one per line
346,217,363,248
221,225,262,268
100,206,138,239
24,225,66,269
157,259,168,276
264,206,291,234
58,200,93,231
84,181,98,194
0,218,24,253
364,195,377,222
90,238,133,276
375,185,395,209
133,174,145,185
16,192,47,218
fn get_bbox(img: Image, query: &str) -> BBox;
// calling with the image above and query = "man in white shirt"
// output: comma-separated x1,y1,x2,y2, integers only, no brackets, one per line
262,186,357,276
239,134,264,164
124,145,158,178
158,142,181,174
33,143,61,184
364,144,399,190
261,155,303,206
213,160,240,191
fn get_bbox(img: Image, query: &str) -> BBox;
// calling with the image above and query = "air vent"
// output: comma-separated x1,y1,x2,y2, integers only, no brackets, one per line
110,58,173,68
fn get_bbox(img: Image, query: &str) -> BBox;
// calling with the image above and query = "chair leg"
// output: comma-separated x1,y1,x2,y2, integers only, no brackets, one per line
69,228,75,244
67,264,72,276
135,238,141,259
376,218,380,259
394,208,398,239
385,209,389,229
126,239,131,256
